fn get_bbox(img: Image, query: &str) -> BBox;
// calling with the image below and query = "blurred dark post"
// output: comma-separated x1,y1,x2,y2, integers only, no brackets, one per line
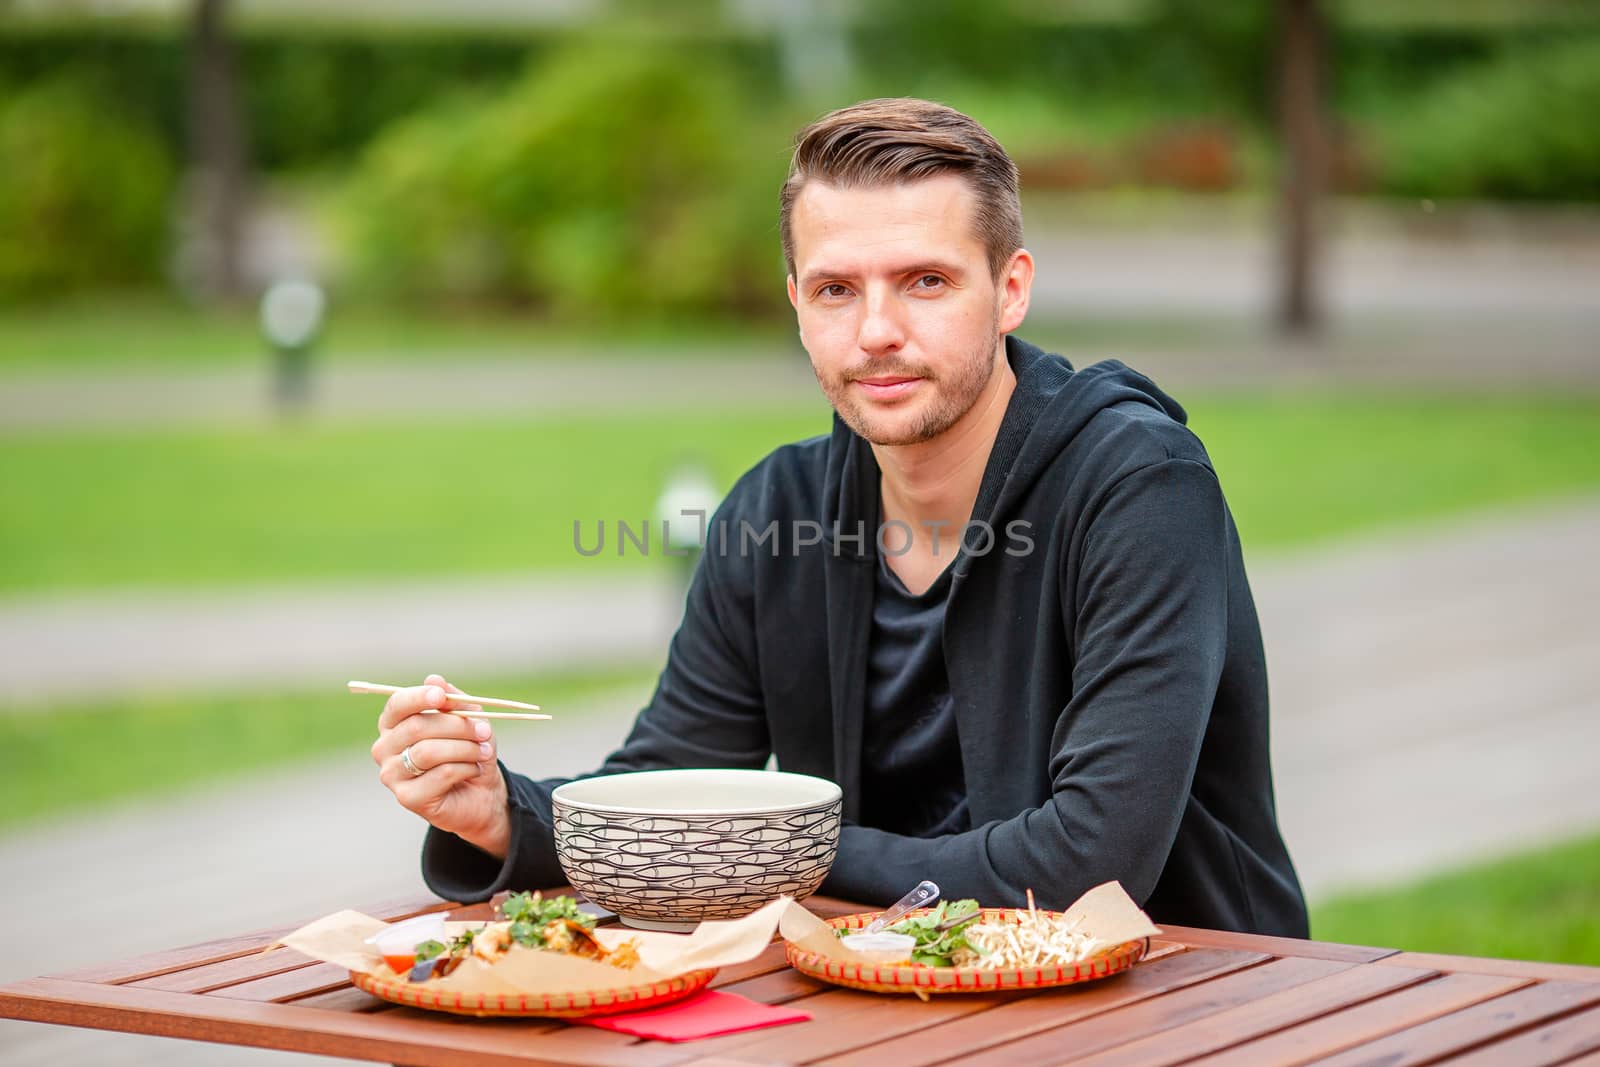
187,0,249,302
1277,0,1328,335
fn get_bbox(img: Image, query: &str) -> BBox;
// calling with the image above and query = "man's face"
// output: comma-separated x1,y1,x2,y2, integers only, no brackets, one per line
787,175,1026,447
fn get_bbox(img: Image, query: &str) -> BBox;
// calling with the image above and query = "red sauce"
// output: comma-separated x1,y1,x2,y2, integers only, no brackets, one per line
383,953,415,974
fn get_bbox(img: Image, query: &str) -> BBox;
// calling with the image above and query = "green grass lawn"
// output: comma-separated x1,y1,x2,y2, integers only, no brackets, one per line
0,295,1267,375
1192,392,1600,550
0,407,830,592
0,666,657,832
0,296,793,373
1312,833,1600,965
2,392,1597,595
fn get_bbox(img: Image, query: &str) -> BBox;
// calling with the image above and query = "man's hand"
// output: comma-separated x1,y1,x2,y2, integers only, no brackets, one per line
372,673,511,859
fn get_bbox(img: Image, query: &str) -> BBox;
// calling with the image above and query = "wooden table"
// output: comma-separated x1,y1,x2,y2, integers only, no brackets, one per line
3,892,1600,1066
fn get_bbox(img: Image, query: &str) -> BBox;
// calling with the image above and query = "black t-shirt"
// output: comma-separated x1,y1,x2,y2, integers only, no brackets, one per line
859,550,970,838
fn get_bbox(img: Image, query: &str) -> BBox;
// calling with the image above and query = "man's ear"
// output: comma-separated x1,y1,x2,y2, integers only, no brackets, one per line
998,249,1034,334
787,274,799,312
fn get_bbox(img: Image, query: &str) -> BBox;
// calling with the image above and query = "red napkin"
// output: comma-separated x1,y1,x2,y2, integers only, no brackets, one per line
581,990,810,1042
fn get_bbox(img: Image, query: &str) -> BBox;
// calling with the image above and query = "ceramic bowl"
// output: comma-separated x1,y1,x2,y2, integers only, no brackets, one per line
550,768,843,931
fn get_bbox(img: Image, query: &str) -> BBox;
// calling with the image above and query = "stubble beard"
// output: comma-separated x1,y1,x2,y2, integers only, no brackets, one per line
819,316,1003,448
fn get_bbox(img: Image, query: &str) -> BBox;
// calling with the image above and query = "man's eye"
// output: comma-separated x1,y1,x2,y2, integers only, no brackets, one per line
820,284,850,298
915,275,945,289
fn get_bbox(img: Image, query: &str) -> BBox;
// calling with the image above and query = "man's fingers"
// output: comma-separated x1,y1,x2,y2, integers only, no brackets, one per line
422,674,483,713
373,708,493,769
379,737,492,785
405,738,491,774
402,709,489,747
393,761,478,813
378,682,450,731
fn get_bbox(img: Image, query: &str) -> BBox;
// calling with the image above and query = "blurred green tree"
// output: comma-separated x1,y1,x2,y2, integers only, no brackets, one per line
341,38,787,319
0,75,175,299
1372,36,1600,201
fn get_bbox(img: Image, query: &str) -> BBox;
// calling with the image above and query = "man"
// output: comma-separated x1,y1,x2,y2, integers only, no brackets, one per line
372,99,1309,937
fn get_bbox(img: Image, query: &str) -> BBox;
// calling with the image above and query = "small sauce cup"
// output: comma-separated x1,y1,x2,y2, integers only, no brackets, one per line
839,930,916,964
364,912,449,973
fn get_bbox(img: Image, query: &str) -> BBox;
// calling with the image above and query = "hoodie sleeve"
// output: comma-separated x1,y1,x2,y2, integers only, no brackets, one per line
822,457,1227,909
420,501,772,902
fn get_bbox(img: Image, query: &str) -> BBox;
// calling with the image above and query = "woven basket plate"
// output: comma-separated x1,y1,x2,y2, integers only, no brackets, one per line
785,908,1147,995
348,964,717,1018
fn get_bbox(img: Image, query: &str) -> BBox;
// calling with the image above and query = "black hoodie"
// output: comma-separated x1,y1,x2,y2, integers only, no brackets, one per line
423,336,1310,937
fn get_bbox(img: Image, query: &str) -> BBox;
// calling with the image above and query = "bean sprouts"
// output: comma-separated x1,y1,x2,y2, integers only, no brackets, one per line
949,890,1110,969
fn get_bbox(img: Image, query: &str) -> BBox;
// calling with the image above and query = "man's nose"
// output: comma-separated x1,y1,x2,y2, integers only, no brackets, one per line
856,286,906,355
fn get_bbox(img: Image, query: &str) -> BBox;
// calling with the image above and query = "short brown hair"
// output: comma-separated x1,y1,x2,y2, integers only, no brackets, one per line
780,98,1023,281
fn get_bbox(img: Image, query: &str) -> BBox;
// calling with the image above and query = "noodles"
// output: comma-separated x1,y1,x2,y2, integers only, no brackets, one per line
949,890,1111,970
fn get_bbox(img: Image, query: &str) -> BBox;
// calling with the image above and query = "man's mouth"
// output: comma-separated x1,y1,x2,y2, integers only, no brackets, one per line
853,376,923,400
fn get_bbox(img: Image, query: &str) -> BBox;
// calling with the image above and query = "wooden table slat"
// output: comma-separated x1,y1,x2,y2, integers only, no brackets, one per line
8,890,1596,1067
1156,924,1399,964
211,962,360,1004
706,943,793,990
790,898,864,921
691,957,1219,1065
0,976,695,1067
935,955,1353,1067
712,968,828,1007
672,980,1007,1063
781,948,1270,1067
1056,963,1439,1067
1180,972,1532,1067
1138,940,1188,965
1376,951,1600,983
1437,1003,1600,1067
45,894,450,986
126,946,321,994
499,1021,706,1067
1306,979,1600,1067
44,930,308,987
281,986,389,1014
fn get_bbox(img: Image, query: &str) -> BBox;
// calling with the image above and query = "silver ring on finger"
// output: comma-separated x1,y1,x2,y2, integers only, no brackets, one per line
400,744,425,777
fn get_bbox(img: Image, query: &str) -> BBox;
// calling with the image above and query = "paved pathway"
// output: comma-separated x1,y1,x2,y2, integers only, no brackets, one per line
6,334,1597,435
4,208,1598,433
0,354,827,433
2,494,1598,1064
1251,495,1600,894
0,572,683,707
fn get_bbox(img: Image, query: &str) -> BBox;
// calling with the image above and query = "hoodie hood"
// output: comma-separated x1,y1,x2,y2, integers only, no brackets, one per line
822,335,1186,561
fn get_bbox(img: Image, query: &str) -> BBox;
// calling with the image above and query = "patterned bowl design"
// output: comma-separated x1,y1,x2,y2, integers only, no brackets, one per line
551,769,842,929
785,908,1150,995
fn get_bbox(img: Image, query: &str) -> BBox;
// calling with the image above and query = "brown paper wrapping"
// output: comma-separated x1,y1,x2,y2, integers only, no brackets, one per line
778,880,1161,967
279,896,794,996
1056,880,1163,947
278,883,1157,998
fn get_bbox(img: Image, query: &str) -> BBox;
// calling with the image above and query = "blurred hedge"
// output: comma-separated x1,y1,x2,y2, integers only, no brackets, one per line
2,13,1592,172
0,21,534,171
1369,37,1600,201
0,75,175,298
2,8,1599,308
338,40,788,317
